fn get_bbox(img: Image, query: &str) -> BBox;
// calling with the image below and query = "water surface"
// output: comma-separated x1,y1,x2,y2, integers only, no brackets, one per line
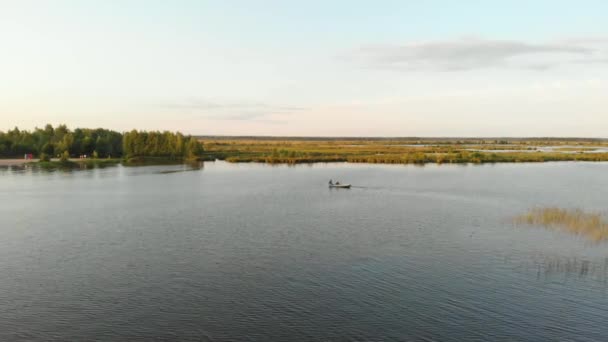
1,161,608,341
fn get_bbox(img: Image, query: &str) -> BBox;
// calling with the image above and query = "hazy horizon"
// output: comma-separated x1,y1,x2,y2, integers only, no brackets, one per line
1,1,607,136
4,123,608,140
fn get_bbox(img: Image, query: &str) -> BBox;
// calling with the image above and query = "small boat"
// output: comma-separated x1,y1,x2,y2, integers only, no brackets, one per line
329,184,351,189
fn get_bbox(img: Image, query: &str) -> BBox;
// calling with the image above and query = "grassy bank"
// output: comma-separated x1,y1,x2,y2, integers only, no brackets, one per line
200,138,608,165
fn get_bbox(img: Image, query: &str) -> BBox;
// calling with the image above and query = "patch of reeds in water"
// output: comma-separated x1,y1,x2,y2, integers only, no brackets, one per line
515,207,608,241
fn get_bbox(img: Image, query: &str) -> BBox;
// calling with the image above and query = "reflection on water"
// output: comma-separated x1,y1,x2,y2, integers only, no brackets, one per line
0,162,120,174
0,164,30,173
0,160,207,175
513,255,608,282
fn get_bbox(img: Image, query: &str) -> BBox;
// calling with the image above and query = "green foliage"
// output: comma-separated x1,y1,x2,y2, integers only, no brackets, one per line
41,142,54,155
0,124,122,158
0,124,204,162
186,137,203,159
122,130,204,160
39,153,50,162
60,150,70,162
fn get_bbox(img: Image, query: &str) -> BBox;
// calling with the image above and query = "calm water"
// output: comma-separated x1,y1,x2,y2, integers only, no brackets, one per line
467,146,608,154
2,161,608,341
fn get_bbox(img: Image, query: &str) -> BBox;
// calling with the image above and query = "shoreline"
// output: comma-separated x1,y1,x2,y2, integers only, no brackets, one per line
4,155,608,167
0,157,200,168
0,159,29,166
0,158,121,167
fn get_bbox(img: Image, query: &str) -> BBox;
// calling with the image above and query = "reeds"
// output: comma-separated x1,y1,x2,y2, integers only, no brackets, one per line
515,207,608,241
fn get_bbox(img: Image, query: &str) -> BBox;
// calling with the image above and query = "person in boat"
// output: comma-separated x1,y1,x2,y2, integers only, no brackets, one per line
329,179,333,185
335,181,340,185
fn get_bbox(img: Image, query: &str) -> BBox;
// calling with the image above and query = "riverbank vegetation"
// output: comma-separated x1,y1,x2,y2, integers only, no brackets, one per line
0,125,204,163
515,207,608,242
0,124,122,158
123,130,203,161
200,138,608,165
4,126,608,166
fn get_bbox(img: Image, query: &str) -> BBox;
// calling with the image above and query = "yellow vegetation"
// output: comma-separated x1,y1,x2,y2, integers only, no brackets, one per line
200,138,608,165
515,207,608,241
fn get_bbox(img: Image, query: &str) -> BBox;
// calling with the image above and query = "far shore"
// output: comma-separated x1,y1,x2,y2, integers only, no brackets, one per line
4,137,608,167
200,138,608,165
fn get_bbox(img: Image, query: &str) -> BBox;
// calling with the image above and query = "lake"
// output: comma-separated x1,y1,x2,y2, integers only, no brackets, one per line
1,161,608,341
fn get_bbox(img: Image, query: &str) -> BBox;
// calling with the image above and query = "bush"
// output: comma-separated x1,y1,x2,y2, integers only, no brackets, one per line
39,153,50,162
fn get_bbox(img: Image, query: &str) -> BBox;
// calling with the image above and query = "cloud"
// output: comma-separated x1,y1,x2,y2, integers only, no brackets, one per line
571,57,608,65
558,36,608,46
348,37,606,71
161,99,307,122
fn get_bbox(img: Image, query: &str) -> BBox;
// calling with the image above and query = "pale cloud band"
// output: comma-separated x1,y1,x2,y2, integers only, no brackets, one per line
349,37,608,71
161,99,308,122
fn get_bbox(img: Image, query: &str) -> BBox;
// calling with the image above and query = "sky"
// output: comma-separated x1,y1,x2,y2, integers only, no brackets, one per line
1,0,607,137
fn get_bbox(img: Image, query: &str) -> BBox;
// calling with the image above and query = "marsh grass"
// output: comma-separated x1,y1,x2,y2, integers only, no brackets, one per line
515,207,608,241
200,138,608,165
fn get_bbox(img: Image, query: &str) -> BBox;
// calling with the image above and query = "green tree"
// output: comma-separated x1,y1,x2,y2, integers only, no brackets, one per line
81,136,95,155
41,142,55,156
60,150,70,162
185,137,203,159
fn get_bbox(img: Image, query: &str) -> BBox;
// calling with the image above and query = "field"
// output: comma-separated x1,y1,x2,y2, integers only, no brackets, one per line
199,137,608,165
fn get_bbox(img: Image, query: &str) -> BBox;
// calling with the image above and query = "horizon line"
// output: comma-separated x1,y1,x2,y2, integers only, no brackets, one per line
195,135,608,141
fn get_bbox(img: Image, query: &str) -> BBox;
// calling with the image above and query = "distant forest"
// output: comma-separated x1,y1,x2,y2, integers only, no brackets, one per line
0,124,204,159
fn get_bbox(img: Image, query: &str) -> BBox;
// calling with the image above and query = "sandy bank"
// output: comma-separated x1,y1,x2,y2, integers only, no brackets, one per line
0,159,29,166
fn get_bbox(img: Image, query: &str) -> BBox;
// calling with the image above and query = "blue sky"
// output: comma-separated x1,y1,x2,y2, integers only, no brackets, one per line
1,0,607,136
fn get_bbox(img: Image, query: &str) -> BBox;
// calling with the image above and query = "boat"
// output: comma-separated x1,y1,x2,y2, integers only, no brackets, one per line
329,184,351,189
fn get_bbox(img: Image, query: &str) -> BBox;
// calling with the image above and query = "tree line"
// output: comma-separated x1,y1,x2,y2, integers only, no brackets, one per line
122,130,203,159
0,124,203,160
